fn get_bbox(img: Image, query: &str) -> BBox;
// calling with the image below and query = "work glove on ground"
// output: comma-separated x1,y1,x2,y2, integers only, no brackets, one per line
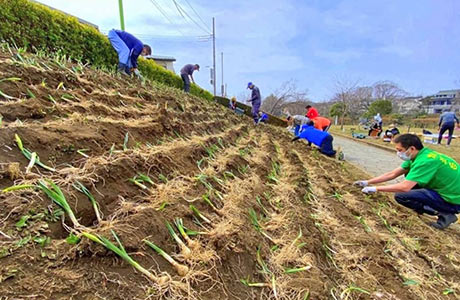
353,180,368,187
361,186,377,194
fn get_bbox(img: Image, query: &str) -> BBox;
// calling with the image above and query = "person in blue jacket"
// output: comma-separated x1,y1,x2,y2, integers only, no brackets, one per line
257,111,268,124
108,29,152,76
292,122,336,157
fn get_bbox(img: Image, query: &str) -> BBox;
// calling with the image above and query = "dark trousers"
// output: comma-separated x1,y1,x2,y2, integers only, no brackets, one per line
395,189,460,215
438,122,455,145
181,74,190,93
320,135,336,156
251,101,261,123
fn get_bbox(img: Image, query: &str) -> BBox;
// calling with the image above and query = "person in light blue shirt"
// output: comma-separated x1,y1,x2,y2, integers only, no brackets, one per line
108,29,151,76
438,111,459,145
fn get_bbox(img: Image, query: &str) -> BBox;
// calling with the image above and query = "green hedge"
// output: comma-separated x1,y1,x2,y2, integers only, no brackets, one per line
0,0,213,101
138,59,212,100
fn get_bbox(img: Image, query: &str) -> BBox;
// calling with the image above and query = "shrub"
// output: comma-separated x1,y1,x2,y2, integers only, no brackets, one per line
365,99,393,117
0,0,213,101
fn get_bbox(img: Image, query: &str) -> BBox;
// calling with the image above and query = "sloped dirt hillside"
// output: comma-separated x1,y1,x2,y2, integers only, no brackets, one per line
0,48,459,300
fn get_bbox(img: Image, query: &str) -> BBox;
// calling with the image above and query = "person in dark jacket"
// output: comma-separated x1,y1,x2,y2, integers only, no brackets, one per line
438,111,459,146
180,64,200,93
292,122,336,157
108,29,151,76
247,82,261,124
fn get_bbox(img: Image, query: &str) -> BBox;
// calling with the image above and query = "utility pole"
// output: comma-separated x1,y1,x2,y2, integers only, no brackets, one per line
221,52,224,97
212,17,216,97
118,0,125,30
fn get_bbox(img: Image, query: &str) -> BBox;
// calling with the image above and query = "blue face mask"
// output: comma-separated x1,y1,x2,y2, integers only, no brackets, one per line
397,149,412,161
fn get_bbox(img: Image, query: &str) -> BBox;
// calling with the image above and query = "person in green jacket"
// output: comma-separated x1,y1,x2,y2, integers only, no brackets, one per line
353,134,460,229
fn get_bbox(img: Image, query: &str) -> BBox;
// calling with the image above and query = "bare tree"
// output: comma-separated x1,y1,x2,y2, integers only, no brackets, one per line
354,86,373,111
282,101,311,116
372,80,408,100
261,80,309,116
332,77,360,130
339,86,374,122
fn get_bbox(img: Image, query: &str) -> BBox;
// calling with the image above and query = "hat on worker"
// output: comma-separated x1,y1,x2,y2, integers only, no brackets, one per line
247,82,253,89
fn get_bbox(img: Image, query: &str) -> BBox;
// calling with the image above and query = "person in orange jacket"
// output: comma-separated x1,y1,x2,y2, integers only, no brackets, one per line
312,116,331,132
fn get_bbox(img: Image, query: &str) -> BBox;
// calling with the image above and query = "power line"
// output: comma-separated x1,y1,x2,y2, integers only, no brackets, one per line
148,0,187,36
171,0,211,35
182,0,210,32
100,28,209,42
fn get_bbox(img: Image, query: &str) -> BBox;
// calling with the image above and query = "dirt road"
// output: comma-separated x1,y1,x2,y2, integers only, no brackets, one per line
334,135,402,178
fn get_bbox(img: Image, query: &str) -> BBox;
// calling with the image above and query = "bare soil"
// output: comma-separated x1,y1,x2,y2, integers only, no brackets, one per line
0,49,459,300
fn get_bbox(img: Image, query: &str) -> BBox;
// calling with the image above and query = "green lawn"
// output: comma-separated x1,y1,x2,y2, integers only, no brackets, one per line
330,125,460,163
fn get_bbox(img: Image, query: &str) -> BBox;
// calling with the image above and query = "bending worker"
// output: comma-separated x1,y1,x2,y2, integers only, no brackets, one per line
305,105,319,119
287,115,310,136
438,110,459,146
312,116,331,131
354,134,460,230
108,29,151,76
180,64,200,93
257,111,268,124
247,82,261,124
292,122,336,157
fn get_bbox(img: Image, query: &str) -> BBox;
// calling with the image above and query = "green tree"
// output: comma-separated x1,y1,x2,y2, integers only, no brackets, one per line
329,102,346,118
366,99,392,117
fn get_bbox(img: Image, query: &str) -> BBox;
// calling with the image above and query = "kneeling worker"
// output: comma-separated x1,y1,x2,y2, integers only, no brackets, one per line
292,122,336,157
354,134,460,229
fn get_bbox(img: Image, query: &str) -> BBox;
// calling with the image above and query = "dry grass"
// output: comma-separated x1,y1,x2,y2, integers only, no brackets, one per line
1,46,459,300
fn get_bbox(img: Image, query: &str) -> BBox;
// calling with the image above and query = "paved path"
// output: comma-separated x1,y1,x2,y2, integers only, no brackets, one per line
334,136,402,180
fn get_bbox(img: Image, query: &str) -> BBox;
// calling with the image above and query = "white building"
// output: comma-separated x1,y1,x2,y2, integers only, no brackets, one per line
425,89,460,114
146,55,176,72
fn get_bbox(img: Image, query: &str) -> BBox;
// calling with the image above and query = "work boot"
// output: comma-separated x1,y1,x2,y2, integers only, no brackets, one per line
117,63,130,75
430,214,458,230
422,205,438,216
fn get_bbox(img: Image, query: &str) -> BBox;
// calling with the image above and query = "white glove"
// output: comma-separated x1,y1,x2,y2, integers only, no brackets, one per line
133,69,142,78
353,180,368,187
362,186,377,194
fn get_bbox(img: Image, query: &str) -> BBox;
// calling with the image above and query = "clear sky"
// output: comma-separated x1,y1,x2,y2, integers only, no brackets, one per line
37,0,460,102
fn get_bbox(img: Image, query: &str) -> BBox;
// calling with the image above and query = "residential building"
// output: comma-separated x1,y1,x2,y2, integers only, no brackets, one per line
146,55,176,72
425,89,460,114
